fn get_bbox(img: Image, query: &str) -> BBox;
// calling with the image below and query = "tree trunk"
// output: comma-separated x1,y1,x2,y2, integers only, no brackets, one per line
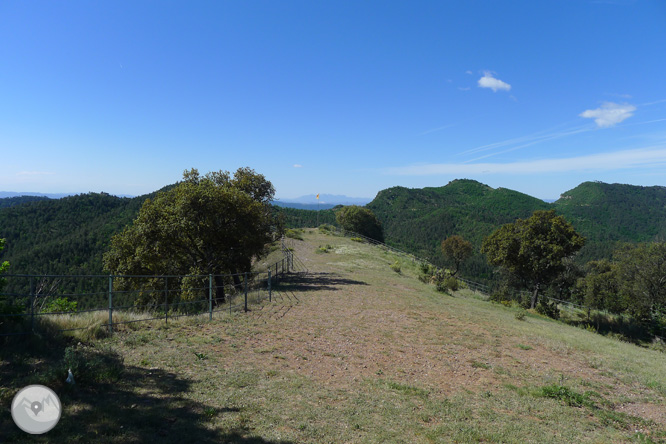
530,283,540,309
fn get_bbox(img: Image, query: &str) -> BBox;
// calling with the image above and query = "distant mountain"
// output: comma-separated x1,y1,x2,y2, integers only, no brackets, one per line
0,191,135,199
0,195,51,209
279,194,372,206
3,178,666,283
553,181,666,260
272,201,339,210
0,191,70,199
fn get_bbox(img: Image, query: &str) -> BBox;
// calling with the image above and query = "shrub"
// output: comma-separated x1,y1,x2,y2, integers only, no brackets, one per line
515,310,527,321
390,261,401,273
318,224,335,233
316,244,333,254
444,276,459,292
285,228,304,240
536,299,560,320
44,297,78,314
350,237,364,243
539,384,591,407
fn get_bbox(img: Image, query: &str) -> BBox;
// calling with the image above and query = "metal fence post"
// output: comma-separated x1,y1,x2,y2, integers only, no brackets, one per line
244,272,248,312
30,276,34,334
164,276,168,325
268,270,272,302
209,274,213,321
108,275,113,334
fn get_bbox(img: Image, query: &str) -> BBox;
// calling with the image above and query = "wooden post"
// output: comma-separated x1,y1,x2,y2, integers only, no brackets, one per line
164,276,168,325
30,276,34,333
108,275,113,334
244,272,248,312
268,270,272,302
209,274,213,321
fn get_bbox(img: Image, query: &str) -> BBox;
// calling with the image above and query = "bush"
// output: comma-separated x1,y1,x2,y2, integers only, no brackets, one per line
444,276,459,292
44,297,78,314
318,224,336,233
390,261,401,273
316,244,333,254
350,237,364,243
285,228,304,240
515,310,527,321
536,299,560,320
539,384,591,407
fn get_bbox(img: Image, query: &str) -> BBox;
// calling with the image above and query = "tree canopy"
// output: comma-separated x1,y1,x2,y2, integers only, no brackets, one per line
0,238,8,293
103,168,275,302
440,235,473,276
481,210,585,308
335,206,384,242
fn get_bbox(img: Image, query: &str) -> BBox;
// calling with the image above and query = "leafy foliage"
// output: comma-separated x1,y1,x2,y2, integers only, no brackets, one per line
481,210,585,308
335,205,384,242
441,235,473,276
103,168,275,304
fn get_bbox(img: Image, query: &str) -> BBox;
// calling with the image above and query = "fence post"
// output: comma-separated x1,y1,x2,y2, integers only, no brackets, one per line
209,274,213,321
108,275,113,334
268,270,272,302
164,276,168,325
30,276,34,334
275,263,278,285
244,272,248,312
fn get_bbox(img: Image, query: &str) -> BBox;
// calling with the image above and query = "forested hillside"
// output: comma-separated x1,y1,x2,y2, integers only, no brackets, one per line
0,187,177,275
2,179,666,280
366,179,551,278
554,181,666,261
0,195,50,209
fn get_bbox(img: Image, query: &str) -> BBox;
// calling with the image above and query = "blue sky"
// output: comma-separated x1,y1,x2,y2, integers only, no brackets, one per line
1,1,665,200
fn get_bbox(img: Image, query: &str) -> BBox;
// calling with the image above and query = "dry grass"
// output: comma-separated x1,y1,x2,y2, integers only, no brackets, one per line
2,229,666,443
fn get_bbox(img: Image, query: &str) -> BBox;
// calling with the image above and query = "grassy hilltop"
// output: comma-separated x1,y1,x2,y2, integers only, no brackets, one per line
2,229,665,443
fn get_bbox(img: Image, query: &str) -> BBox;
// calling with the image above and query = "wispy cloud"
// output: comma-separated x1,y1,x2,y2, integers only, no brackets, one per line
293,164,303,168
478,71,511,92
580,102,636,127
419,123,456,136
457,122,593,158
386,146,666,176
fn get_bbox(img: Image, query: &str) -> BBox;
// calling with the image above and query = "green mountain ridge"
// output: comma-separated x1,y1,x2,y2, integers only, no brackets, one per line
1,179,665,278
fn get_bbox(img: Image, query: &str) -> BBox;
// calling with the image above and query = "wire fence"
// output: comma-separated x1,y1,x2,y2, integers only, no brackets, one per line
326,226,666,341
0,240,300,337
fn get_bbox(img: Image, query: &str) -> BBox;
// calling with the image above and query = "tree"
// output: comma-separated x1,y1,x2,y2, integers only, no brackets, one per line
576,259,624,314
103,168,275,304
0,238,8,293
481,210,585,308
615,242,666,321
335,206,384,242
440,235,473,276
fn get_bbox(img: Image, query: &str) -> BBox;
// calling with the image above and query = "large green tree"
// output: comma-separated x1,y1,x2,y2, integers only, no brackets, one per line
103,168,275,303
481,210,585,308
615,242,666,322
335,206,384,242
440,235,473,276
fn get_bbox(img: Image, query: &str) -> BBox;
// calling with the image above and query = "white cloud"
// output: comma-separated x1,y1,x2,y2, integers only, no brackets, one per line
465,70,473,75
478,72,511,92
293,164,303,168
386,147,666,176
579,102,636,128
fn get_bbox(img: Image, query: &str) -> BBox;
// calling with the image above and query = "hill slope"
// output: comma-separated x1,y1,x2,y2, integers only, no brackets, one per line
3,229,664,442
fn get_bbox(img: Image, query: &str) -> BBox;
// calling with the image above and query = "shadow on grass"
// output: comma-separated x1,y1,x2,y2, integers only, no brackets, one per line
0,329,294,443
276,271,369,293
562,311,656,345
